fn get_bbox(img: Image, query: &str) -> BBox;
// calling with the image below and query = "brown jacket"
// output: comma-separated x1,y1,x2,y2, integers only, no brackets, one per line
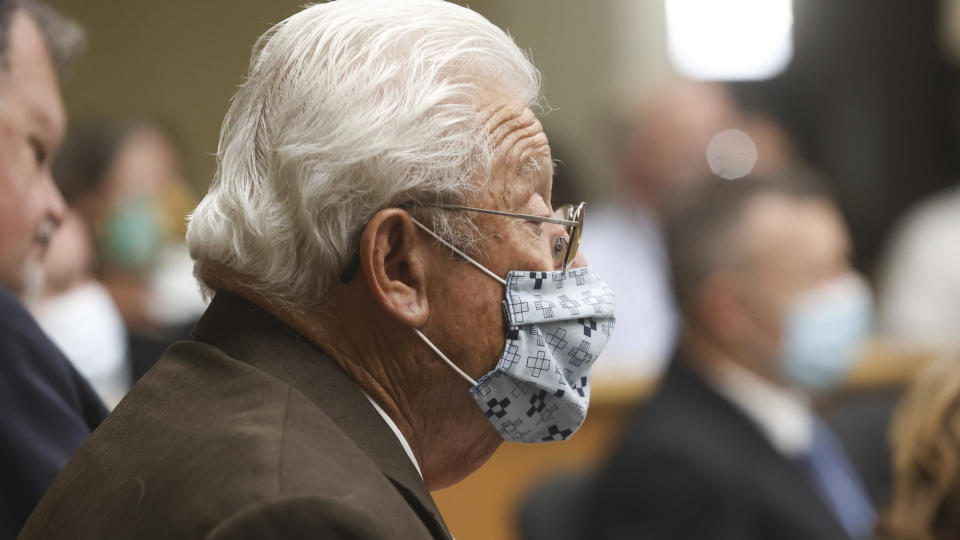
19,293,452,540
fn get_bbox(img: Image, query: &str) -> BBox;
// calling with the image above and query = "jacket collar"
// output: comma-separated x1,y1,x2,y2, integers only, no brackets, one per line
192,291,451,539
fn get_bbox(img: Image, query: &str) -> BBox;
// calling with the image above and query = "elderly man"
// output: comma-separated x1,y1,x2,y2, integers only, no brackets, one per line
0,2,105,537
584,176,875,539
20,1,615,539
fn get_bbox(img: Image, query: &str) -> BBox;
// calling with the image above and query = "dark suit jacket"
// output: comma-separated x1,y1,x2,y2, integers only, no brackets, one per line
0,286,107,539
19,292,452,540
582,357,855,540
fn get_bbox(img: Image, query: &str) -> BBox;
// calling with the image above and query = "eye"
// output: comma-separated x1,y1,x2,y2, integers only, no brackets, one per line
29,137,47,167
552,236,568,266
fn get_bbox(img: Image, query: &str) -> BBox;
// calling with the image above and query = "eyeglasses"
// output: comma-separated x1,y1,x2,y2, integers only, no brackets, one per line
419,201,585,272
339,201,585,283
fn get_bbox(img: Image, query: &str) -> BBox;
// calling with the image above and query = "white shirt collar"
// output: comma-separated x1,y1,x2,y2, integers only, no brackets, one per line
362,391,423,480
706,360,815,457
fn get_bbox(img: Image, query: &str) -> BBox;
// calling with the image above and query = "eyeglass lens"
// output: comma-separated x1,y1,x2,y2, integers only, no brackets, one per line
554,203,584,270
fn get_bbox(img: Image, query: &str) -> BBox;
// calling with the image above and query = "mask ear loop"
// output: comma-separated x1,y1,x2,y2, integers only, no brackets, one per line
408,215,506,388
409,216,506,286
413,329,478,387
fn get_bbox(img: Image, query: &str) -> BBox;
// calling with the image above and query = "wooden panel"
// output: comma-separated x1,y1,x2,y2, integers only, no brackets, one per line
431,340,947,540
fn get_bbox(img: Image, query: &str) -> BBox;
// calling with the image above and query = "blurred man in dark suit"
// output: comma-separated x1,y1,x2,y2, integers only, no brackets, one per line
584,175,876,539
0,1,106,538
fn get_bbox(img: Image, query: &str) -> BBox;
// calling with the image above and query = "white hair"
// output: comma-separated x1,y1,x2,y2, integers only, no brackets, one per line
187,0,541,308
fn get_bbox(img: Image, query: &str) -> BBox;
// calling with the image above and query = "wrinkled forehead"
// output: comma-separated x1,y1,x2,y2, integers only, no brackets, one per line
471,87,553,202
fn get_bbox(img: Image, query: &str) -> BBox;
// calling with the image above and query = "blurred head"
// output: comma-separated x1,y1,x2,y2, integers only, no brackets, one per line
666,174,870,390
55,120,193,273
739,111,800,178
0,0,83,300
618,80,739,212
879,355,960,540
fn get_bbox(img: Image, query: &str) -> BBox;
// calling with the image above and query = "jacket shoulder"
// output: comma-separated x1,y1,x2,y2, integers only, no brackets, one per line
203,493,422,540
21,339,435,540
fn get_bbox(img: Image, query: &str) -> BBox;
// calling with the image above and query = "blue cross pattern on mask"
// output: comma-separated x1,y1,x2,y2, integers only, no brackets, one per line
470,268,617,443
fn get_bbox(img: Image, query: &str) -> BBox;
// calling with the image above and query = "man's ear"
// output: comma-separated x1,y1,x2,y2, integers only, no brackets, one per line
358,208,429,328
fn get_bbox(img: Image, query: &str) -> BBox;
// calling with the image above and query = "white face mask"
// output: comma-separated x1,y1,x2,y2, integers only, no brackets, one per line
779,273,872,392
410,218,616,443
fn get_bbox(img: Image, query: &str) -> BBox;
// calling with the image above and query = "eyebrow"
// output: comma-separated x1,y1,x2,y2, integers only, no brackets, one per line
26,100,64,145
520,155,554,182
520,156,542,174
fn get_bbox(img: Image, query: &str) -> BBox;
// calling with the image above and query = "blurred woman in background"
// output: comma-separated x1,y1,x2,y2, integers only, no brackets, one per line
38,119,206,394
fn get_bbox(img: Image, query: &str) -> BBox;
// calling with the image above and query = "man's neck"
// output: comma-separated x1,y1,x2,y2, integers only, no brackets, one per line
682,330,777,386
681,332,815,457
280,300,423,453
260,286,501,490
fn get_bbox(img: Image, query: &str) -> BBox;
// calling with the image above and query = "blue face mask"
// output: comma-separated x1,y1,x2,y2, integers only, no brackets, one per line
779,274,873,392
100,196,163,271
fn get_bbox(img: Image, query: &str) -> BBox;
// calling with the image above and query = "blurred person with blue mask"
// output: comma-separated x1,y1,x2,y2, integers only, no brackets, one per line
50,120,207,382
0,1,107,538
583,174,875,540
19,2,615,539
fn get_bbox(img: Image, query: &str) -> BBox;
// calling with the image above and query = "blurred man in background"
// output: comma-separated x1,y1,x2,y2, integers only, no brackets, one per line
585,81,806,380
0,1,106,537
585,175,876,539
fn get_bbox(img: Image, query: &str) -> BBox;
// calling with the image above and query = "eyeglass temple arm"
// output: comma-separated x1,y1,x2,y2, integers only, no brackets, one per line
420,203,579,227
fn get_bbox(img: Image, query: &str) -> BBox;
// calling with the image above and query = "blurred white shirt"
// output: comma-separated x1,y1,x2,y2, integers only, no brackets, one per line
363,391,422,480
33,281,130,409
707,360,814,457
582,204,678,379
146,243,209,328
878,186,960,348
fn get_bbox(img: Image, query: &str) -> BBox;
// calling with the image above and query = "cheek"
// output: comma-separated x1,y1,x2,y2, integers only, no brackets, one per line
433,272,506,376
765,314,787,348
0,193,35,289
734,286,785,346
20,185,48,235
492,226,558,273
0,172,32,245
754,302,790,357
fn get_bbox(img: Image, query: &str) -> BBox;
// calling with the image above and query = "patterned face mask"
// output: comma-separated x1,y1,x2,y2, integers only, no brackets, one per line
410,218,616,444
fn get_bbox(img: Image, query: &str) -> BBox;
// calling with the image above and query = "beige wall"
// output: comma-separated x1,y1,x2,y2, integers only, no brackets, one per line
48,0,672,199
47,0,306,191
466,0,618,198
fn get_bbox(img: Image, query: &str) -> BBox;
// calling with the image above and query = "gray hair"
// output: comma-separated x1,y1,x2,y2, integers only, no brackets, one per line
0,0,85,80
187,0,541,308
